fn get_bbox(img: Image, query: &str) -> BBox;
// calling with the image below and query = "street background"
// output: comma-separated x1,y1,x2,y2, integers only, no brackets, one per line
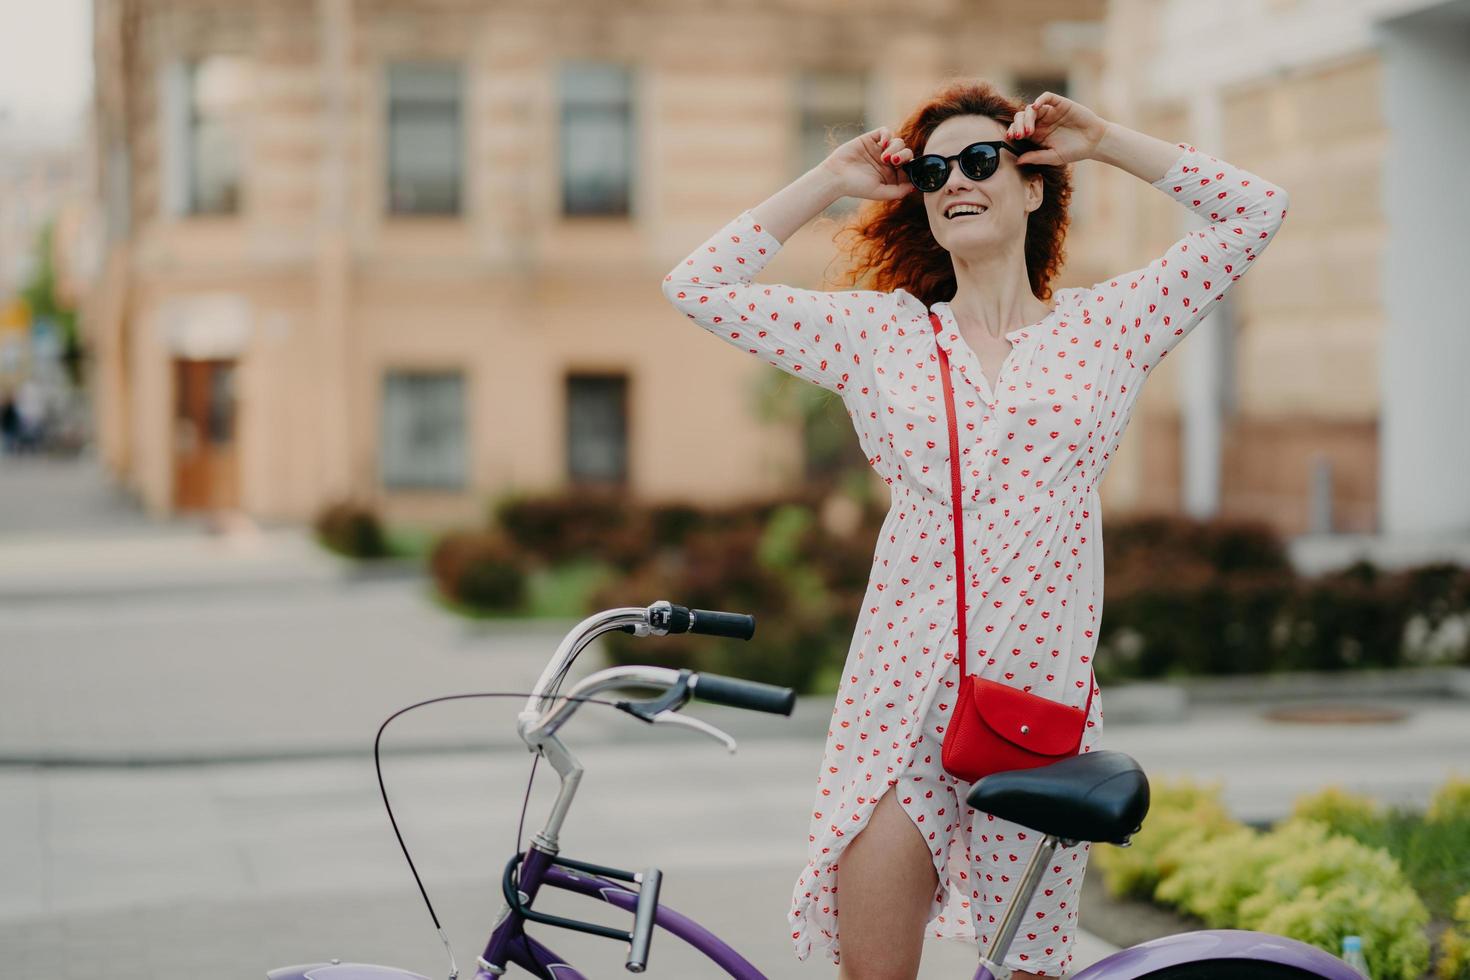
4,0,1469,977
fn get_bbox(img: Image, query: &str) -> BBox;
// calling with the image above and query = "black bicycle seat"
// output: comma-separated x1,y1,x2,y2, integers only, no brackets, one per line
965,750,1150,845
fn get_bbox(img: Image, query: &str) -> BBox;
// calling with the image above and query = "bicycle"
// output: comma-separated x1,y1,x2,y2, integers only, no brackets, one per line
269,600,1365,980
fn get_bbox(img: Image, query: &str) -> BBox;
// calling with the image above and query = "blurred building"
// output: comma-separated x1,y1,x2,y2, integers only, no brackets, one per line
85,0,1465,551
85,0,1106,521
1093,0,1469,550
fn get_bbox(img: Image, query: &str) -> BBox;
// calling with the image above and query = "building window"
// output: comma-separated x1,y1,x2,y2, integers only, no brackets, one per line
1012,73,1069,103
172,56,251,215
559,62,634,216
380,370,467,490
386,62,463,216
566,373,628,484
797,70,870,217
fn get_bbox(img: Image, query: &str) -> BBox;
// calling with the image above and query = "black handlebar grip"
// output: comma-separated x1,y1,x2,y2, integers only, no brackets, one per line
689,672,796,716
688,608,756,640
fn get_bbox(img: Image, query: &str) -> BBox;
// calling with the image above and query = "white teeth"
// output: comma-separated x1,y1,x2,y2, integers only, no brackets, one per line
946,204,988,219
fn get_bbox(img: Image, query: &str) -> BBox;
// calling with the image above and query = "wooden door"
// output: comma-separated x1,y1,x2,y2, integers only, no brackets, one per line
172,359,239,511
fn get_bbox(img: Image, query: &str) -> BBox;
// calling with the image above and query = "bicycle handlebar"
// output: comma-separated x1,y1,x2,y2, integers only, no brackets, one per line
688,672,795,715
517,600,791,746
644,601,756,640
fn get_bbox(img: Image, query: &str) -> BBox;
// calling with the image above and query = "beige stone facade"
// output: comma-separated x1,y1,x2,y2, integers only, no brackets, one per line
87,0,1463,542
1090,0,1469,541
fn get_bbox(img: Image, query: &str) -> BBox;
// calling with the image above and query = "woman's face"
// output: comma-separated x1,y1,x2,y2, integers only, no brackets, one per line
919,113,1043,257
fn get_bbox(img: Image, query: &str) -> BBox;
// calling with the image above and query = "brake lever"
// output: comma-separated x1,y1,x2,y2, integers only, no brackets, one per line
650,710,738,753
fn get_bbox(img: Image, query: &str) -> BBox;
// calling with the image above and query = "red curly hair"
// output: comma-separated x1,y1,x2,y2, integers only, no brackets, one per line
830,77,1074,306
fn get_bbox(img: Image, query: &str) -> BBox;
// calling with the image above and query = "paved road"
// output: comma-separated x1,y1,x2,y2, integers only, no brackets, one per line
0,739,1125,979
4,458,1468,978
4,574,1468,979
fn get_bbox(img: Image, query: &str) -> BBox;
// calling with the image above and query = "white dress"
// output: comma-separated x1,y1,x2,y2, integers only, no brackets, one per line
660,142,1289,976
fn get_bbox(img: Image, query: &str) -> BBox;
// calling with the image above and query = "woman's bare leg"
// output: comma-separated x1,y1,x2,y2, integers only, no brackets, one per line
834,787,937,980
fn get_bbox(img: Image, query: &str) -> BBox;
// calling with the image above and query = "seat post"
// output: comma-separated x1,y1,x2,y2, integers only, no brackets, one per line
980,833,1063,973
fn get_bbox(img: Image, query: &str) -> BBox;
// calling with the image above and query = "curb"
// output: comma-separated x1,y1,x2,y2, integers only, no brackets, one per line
0,695,838,769
5,670,1465,768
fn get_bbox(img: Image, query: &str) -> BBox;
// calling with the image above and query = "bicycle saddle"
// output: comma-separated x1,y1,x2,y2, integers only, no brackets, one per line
965,749,1150,845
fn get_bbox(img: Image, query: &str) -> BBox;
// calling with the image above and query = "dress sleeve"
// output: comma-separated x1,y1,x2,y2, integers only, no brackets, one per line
1087,143,1290,385
660,207,885,398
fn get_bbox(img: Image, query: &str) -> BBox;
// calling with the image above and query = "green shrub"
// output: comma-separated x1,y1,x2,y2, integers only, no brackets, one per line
1429,776,1470,825
1437,892,1470,980
1091,777,1236,901
430,530,529,613
1146,817,1432,979
1096,514,1470,678
1095,776,1470,979
490,488,650,571
1286,783,1470,920
1234,821,1431,980
1276,561,1414,672
1289,785,1384,839
314,500,390,559
589,509,849,694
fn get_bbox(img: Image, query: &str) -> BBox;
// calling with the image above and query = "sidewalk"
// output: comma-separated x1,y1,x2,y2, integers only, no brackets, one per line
0,522,362,603
0,453,377,603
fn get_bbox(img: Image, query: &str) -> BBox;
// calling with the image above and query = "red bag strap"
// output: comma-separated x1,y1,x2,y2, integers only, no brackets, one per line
928,312,1096,714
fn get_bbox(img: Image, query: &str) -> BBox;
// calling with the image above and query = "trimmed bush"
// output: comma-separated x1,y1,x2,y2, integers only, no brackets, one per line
430,530,529,613
1093,777,1470,979
1290,785,1384,840
1437,892,1470,980
1097,514,1470,679
314,501,389,559
1091,777,1237,902
587,497,861,694
1428,776,1470,825
490,488,649,571
1234,820,1431,980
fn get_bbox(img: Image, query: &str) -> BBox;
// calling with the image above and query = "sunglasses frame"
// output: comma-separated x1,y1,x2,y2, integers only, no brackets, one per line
903,140,1020,193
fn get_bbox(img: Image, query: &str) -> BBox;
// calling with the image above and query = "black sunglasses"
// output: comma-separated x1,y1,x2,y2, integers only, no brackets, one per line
902,140,1020,193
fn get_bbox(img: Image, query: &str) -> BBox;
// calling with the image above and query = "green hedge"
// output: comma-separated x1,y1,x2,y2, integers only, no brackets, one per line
1096,514,1470,681
427,489,1470,683
1093,777,1470,980
429,530,530,613
585,488,886,694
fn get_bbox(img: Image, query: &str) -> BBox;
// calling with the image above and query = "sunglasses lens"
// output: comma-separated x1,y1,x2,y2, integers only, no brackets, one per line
909,156,949,192
960,143,1000,180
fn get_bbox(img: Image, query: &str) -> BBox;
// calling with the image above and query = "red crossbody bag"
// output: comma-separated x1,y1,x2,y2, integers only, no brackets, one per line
928,311,1095,784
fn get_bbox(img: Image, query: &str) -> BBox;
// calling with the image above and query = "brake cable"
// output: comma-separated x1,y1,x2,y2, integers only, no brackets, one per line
373,690,624,980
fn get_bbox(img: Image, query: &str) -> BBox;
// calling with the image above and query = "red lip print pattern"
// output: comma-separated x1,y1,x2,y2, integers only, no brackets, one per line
661,142,1288,975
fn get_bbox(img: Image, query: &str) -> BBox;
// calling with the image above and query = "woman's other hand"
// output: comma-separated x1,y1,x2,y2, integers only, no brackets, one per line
1007,92,1109,167
817,126,919,202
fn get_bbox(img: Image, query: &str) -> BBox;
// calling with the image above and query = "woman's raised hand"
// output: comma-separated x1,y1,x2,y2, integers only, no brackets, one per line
1007,92,1109,167
817,126,918,202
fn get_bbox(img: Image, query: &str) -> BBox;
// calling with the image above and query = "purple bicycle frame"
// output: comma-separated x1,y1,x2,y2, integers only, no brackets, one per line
466,844,1365,980
270,841,1364,980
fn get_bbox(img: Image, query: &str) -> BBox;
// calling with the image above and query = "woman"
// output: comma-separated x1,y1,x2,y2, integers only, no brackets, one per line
660,79,1289,979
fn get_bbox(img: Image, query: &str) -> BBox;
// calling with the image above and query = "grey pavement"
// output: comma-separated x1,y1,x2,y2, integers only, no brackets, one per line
0,452,162,538
3,457,1468,978
0,742,1123,979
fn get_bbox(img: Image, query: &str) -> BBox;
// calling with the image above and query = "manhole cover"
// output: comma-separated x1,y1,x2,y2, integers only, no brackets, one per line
1262,703,1409,724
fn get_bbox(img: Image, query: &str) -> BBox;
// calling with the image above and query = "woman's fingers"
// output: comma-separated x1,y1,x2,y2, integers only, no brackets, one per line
882,136,910,166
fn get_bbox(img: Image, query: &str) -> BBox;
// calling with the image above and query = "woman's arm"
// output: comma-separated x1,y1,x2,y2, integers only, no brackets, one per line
660,165,891,398
1081,130,1291,384
1005,96,1289,385
660,126,919,398
749,164,847,244
1090,121,1189,185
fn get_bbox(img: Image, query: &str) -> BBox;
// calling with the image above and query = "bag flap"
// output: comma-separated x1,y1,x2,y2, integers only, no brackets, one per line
968,675,1086,756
